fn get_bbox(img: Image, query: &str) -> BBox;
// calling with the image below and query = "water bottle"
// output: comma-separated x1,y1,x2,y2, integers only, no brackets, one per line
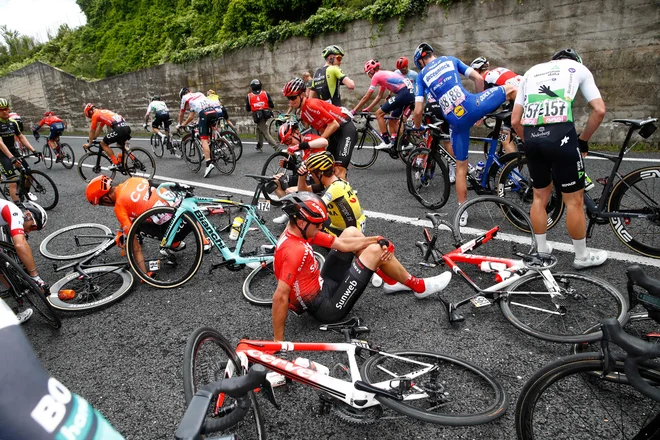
495,268,517,283
584,174,595,192
480,261,507,273
229,217,243,240
468,163,477,176
293,357,330,376
475,161,485,179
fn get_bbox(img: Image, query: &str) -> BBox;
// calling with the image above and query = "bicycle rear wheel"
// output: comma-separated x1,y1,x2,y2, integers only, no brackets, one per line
360,350,508,425
406,148,450,210
500,272,628,343
211,139,236,175
126,207,203,288
42,145,53,169
183,327,266,439
48,267,134,311
219,130,243,161
183,137,203,173
515,353,660,440
125,147,156,180
350,129,379,169
152,134,164,157
78,152,116,183
59,143,75,169
40,223,113,260
260,151,295,206
24,170,59,210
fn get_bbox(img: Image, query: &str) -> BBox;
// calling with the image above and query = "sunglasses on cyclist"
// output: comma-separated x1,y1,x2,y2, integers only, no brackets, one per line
335,56,343,62
287,95,300,101
0,107,10,111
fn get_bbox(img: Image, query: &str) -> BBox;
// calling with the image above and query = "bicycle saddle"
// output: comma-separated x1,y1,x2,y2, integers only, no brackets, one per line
245,174,274,182
627,265,660,299
319,317,370,337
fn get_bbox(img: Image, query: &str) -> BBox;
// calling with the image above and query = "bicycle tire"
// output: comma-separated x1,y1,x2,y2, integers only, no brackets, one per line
267,117,281,142
47,266,134,311
406,147,450,210
515,352,660,440
219,130,243,161
500,272,628,343
78,152,117,182
23,170,58,210
350,128,379,169
0,252,61,328
183,327,266,439
124,147,156,180
211,139,236,175
40,223,113,260
183,137,203,173
153,135,164,158
126,207,203,288
170,132,183,158
496,156,564,233
608,166,660,258
42,145,53,169
260,151,295,207
485,151,518,192
360,350,508,425
59,143,75,169
453,195,537,254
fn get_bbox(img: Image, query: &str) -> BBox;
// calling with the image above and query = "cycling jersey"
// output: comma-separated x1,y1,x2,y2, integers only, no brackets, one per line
36,115,65,140
0,199,26,237
312,65,347,106
0,116,21,153
91,109,125,130
369,70,411,94
113,177,178,233
395,69,418,83
0,299,125,440
482,68,522,89
7,112,23,132
207,94,220,103
321,179,365,234
145,100,168,116
180,92,214,115
300,98,350,133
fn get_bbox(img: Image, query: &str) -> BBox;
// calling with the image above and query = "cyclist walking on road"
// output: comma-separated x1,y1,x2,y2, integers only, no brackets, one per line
511,48,608,269
310,45,355,107
245,79,278,151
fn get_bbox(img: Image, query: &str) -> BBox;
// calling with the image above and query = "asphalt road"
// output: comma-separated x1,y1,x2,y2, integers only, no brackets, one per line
18,134,660,439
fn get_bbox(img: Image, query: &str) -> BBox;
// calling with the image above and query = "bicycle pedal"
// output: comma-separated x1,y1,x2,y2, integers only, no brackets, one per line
470,296,492,308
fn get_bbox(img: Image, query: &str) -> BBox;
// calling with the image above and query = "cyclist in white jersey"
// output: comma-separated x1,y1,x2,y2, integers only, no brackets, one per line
178,88,219,177
143,96,170,142
512,48,607,269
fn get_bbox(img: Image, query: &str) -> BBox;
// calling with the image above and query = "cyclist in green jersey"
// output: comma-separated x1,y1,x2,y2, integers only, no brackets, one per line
310,45,355,107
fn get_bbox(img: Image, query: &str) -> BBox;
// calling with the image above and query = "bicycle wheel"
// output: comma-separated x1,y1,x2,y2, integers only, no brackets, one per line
360,350,508,425
406,148,450,210
515,353,660,440
454,195,537,254
78,152,116,183
125,147,156,180
42,145,53,169
48,267,134,312
152,135,164,158
267,117,281,142
496,156,564,232
183,327,266,439
40,223,113,260
350,128,379,169
170,132,183,158
500,272,628,343
211,139,236,175
126,207,203,288
260,151,295,206
608,166,660,258
0,252,61,328
183,137,203,173
59,143,75,169
24,170,59,210
220,130,243,161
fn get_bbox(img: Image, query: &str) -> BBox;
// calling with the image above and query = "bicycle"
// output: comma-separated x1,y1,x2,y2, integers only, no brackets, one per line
0,154,59,210
149,122,182,159
38,223,135,312
515,318,660,440
183,318,508,439
480,109,523,159
497,117,659,255
267,111,305,143
416,195,628,343
77,140,156,183
180,125,236,175
124,176,323,295
215,118,243,161
33,131,75,169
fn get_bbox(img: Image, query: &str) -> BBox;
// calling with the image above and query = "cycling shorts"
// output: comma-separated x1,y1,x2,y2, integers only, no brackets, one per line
152,111,171,130
0,154,18,179
524,123,585,193
328,122,358,169
446,86,506,161
103,122,132,147
132,212,193,243
48,122,65,140
198,108,219,140
380,88,415,118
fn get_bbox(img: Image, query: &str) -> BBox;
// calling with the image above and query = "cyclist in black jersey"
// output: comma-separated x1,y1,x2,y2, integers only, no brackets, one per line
310,45,355,107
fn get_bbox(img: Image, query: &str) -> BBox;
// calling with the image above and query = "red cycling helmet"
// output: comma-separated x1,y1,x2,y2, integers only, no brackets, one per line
278,121,299,145
282,78,306,97
83,103,95,118
364,59,380,75
396,57,408,70
44,111,54,117
281,193,328,225
86,175,113,205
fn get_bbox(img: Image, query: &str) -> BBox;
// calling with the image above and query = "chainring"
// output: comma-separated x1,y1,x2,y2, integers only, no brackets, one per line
332,401,383,425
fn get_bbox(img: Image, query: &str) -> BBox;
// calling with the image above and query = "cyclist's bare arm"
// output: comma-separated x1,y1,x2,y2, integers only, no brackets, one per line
320,119,341,140
272,279,291,341
181,112,195,127
12,234,41,278
469,69,485,93
352,88,374,113
413,101,425,128
16,134,36,154
366,88,386,112
511,103,524,140
341,76,355,90
580,97,606,142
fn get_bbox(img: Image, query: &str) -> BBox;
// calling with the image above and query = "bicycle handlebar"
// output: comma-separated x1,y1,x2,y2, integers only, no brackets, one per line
174,364,267,440
156,182,194,200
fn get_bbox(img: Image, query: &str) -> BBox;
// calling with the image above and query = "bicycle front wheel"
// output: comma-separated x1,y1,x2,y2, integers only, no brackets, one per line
78,152,116,182
42,145,53,169
48,267,134,311
500,272,628,343
25,170,59,210
350,129,379,169
40,223,113,260
183,137,203,173
360,350,508,425
608,166,660,258
515,353,660,440
152,134,164,157
126,207,203,288
260,151,295,206
59,143,75,169
406,148,450,210
212,139,236,175
183,327,266,439
219,130,243,161
125,147,156,180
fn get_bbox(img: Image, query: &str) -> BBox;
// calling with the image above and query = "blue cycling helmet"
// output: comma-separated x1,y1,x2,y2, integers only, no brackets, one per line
413,42,434,70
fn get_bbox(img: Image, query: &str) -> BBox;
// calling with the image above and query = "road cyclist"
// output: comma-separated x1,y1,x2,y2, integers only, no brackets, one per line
178,87,220,177
143,95,172,152
310,45,355,107
82,103,132,173
32,111,67,163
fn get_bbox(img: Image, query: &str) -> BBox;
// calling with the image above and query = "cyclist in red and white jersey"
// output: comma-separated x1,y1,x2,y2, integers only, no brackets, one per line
82,104,131,171
178,87,219,177
272,193,451,341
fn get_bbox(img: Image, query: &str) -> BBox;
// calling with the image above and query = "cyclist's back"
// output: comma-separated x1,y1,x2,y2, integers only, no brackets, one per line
322,178,365,235
312,65,346,107
113,177,177,232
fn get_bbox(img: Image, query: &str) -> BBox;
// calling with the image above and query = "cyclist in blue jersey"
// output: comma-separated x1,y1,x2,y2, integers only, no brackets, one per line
412,43,517,225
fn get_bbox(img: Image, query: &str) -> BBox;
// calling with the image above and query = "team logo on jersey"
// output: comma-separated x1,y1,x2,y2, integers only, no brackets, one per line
569,68,576,73
453,105,466,117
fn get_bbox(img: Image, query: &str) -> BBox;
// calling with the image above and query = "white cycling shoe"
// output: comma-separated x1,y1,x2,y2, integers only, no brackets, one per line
272,213,289,224
573,250,608,270
459,210,469,227
383,272,452,299
16,308,33,324
449,165,456,184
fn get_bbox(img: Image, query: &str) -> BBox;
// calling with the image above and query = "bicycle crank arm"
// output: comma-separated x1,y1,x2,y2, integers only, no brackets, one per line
354,380,403,401
209,259,237,272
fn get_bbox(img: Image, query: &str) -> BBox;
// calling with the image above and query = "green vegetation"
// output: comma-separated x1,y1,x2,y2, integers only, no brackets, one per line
0,0,452,79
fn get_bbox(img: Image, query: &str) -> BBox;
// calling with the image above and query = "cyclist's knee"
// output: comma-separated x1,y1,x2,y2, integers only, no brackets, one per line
339,226,363,238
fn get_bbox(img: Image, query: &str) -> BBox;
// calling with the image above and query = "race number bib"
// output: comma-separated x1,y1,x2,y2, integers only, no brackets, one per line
522,98,570,126
403,78,414,91
439,85,466,115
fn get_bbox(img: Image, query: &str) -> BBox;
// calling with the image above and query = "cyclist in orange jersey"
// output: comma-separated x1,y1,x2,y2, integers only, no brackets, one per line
82,104,131,171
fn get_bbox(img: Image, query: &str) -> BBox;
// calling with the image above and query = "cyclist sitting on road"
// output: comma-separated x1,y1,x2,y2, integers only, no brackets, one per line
179,87,219,178
394,56,418,83
282,77,357,181
33,111,66,162
0,199,48,324
272,193,452,340
143,95,171,143
310,45,355,107
82,103,132,172
0,99,41,204
511,48,607,269
352,60,415,151
412,43,517,226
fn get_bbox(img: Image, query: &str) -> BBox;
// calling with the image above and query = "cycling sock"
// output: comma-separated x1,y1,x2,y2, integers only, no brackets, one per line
390,135,397,145
536,234,549,253
111,155,120,164
404,276,425,293
375,268,397,285
206,160,212,166
381,133,391,144
573,238,589,260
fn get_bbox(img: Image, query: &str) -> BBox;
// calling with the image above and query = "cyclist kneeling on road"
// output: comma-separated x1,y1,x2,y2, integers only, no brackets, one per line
82,103,131,172
272,193,451,341
33,111,66,161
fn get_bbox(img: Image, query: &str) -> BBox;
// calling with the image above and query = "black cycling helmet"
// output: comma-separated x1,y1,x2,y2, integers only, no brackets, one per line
322,45,345,59
250,79,261,92
413,42,434,70
179,87,190,99
152,95,161,101
281,193,328,225
22,201,47,230
551,48,582,64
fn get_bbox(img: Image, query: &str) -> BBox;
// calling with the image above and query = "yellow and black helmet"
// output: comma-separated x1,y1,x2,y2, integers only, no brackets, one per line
305,151,335,172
